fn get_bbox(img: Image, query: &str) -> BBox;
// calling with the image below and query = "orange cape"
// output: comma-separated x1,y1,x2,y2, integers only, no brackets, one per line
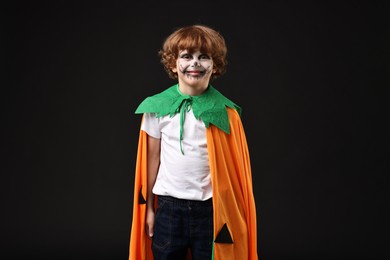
129,108,258,260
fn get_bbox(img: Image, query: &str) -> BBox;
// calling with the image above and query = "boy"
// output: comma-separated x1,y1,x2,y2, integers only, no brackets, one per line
129,24,258,260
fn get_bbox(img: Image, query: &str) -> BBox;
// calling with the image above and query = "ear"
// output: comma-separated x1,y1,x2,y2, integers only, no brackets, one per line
172,67,177,73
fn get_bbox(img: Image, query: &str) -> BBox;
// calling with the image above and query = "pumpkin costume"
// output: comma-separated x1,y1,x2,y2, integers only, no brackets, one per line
129,84,258,260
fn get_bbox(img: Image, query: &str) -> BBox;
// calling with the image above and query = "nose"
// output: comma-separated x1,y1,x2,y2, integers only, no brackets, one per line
192,59,201,67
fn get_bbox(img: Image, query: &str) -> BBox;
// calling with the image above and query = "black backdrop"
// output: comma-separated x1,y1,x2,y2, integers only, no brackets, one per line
3,1,389,259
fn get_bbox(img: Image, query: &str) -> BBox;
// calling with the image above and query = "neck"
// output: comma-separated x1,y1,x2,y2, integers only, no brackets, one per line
178,82,208,96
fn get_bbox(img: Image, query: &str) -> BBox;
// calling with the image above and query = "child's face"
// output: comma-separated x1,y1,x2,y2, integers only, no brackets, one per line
173,50,215,87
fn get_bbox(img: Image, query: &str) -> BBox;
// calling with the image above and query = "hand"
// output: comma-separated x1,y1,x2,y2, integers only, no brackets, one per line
145,208,155,239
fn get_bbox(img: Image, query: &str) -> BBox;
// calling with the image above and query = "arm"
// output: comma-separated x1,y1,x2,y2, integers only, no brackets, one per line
145,134,161,238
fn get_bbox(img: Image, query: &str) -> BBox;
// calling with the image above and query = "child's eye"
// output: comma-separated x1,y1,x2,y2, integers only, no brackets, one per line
180,54,191,59
199,54,211,60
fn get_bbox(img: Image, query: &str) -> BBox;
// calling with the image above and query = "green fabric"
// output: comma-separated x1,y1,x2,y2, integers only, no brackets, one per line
135,84,241,154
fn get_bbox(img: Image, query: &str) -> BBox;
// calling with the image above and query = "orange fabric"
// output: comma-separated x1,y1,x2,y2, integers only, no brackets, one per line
129,126,154,260
207,108,258,260
129,108,258,260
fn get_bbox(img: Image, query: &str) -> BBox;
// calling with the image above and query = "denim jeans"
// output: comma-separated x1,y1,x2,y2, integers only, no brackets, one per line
152,195,214,260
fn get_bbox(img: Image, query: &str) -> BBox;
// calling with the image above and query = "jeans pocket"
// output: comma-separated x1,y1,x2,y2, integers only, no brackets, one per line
153,198,172,249
155,197,166,219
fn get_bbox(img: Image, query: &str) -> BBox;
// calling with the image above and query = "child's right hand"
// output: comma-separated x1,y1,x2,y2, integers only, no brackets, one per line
145,208,155,238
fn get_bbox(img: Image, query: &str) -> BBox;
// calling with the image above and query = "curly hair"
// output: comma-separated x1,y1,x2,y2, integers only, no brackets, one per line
158,24,228,80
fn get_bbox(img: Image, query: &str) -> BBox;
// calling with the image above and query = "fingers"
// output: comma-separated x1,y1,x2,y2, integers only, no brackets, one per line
145,208,155,239
148,226,154,238
146,223,154,239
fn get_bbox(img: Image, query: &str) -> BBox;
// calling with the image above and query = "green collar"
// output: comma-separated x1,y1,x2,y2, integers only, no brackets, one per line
135,84,241,153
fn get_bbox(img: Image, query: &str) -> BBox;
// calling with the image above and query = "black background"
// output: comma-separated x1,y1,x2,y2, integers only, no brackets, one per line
3,1,389,259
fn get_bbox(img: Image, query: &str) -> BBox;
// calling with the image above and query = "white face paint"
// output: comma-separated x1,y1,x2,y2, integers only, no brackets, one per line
176,50,214,80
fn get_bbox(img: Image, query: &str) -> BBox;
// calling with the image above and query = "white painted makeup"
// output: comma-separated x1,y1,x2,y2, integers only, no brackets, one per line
177,50,214,80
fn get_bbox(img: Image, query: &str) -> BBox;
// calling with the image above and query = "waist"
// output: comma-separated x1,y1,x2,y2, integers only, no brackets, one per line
157,195,212,206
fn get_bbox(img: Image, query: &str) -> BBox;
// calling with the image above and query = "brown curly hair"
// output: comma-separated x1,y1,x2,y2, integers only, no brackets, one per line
158,24,228,80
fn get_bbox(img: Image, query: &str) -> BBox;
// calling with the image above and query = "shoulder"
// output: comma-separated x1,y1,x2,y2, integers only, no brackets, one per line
208,86,242,116
135,85,178,114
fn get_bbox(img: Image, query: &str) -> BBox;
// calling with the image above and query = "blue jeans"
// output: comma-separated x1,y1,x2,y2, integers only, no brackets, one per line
152,195,214,260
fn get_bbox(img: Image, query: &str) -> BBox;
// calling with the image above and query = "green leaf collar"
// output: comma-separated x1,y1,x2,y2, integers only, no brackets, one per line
135,84,241,153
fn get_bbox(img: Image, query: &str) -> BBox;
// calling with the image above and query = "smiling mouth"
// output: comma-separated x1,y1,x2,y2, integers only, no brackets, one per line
185,70,205,75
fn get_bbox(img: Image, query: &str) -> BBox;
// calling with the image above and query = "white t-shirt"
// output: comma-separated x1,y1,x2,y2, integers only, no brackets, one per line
141,111,212,201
